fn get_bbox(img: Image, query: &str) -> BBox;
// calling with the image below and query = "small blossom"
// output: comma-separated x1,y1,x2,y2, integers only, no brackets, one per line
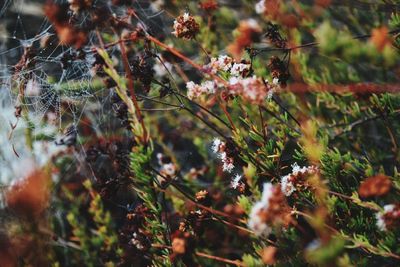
231,174,242,189
204,55,234,74
211,138,222,153
248,201,272,236
162,163,176,177
211,138,235,173
172,13,199,40
157,161,177,185
281,175,296,196
186,80,218,100
248,183,291,236
127,230,151,252
375,204,400,231
230,62,251,77
228,76,273,104
220,152,235,173
280,163,319,196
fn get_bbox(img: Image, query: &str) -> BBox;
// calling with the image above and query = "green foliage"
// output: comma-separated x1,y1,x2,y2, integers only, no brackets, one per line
2,1,400,266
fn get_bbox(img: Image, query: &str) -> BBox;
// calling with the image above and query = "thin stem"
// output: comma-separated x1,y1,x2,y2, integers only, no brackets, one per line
218,96,236,131
183,106,229,139
195,251,245,267
271,96,301,126
152,244,245,266
255,28,400,54
173,90,232,130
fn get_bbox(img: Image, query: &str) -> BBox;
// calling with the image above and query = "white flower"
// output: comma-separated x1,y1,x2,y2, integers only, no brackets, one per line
291,162,301,175
130,233,145,250
183,12,190,21
281,175,296,196
230,63,250,77
231,174,242,189
248,183,274,236
255,0,266,14
376,204,396,231
384,204,396,213
261,182,274,204
211,138,222,153
211,138,234,173
221,154,235,173
279,164,318,196
186,80,218,100
248,202,272,236
376,212,386,231
217,55,234,71
186,81,197,90
228,76,241,85
204,55,234,74
223,162,234,173
162,163,176,176
202,80,217,94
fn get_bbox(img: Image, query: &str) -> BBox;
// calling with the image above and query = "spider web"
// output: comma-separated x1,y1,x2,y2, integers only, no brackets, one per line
0,0,172,183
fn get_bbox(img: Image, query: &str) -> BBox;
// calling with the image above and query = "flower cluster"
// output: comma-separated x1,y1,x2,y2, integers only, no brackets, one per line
204,55,233,73
280,163,319,196
172,13,200,40
230,173,247,193
186,80,218,100
376,204,400,231
230,174,243,189
203,55,250,77
230,62,251,77
248,183,291,236
228,76,275,104
212,138,235,173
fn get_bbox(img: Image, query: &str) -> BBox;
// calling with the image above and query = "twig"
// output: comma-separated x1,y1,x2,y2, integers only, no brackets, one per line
152,244,245,266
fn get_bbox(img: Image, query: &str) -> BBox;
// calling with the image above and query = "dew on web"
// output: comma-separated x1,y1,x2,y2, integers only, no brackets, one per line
0,0,185,183
0,1,97,182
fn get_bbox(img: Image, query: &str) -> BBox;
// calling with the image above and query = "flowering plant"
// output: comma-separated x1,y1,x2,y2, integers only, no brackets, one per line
1,0,400,266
